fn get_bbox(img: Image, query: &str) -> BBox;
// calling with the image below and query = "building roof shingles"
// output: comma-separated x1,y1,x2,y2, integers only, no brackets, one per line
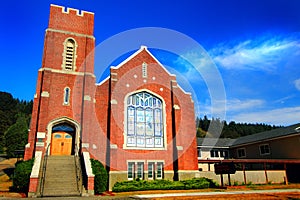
197,123,300,148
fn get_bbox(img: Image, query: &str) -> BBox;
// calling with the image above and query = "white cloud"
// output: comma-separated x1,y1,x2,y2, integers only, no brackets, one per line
294,79,300,91
173,50,216,83
210,35,300,71
199,98,265,118
273,95,295,104
226,99,264,111
231,106,300,126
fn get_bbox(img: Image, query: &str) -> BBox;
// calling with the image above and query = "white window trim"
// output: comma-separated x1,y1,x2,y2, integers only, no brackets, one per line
127,162,135,180
136,162,144,179
259,144,271,156
123,89,167,150
127,160,165,180
237,148,246,158
147,162,155,180
156,162,164,179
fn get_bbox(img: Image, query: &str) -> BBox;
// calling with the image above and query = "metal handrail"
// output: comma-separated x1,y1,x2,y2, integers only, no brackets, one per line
39,143,50,197
74,145,83,195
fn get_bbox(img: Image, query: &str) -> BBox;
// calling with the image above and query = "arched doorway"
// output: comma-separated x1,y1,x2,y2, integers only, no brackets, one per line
50,123,75,155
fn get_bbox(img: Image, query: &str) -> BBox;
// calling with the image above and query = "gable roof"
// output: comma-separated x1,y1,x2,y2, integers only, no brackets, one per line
232,123,300,147
197,123,300,148
98,46,192,96
197,138,236,148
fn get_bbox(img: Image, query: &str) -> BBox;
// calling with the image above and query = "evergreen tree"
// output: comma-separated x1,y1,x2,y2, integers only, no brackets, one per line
196,115,282,139
4,114,29,158
0,91,32,153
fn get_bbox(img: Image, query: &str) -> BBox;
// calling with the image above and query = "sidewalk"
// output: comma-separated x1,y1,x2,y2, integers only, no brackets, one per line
134,189,300,199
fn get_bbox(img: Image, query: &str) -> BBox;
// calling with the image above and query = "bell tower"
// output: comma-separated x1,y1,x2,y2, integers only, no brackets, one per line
25,4,95,159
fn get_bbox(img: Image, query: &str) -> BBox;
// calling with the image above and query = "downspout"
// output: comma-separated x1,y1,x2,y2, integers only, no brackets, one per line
171,80,179,181
79,36,88,155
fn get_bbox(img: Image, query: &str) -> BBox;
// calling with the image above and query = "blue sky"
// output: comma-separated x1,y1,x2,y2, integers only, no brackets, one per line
0,0,300,126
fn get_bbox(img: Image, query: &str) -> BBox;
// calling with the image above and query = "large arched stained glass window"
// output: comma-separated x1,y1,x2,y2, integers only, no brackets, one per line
126,92,164,148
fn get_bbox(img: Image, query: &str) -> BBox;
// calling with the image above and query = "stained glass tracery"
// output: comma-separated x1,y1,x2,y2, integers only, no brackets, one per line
126,92,164,148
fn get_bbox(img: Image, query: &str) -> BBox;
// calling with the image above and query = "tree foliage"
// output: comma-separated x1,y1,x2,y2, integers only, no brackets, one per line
0,91,32,154
4,114,30,157
196,116,282,138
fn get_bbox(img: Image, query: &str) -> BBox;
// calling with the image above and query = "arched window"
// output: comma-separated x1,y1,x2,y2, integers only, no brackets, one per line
126,91,164,148
64,87,70,105
62,38,77,71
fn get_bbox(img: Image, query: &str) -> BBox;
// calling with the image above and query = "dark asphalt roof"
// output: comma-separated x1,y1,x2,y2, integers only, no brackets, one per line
197,123,300,148
197,138,236,148
231,123,300,147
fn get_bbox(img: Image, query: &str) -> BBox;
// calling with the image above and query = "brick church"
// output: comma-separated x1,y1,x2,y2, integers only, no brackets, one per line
25,4,198,194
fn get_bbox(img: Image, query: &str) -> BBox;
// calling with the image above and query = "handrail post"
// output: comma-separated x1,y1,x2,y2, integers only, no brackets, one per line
39,144,50,197
74,145,83,195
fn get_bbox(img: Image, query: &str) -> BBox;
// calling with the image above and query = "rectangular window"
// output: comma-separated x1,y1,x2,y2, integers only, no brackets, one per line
237,148,246,158
128,162,135,180
259,144,270,155
210,150,219,157
157,162,164,179
148,162,154,179
37,138,43,142
137,162,144,179
220,150,229,158
197,147,201,158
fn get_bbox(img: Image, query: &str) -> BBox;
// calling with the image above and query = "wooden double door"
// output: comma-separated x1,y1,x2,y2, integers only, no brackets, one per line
51,131,73,155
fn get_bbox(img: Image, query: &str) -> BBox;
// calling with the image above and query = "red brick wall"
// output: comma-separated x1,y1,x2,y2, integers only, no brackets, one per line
48,5,94,36
25,4,198,177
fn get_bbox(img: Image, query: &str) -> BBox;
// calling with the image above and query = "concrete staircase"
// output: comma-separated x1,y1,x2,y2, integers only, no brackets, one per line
41,156,81,197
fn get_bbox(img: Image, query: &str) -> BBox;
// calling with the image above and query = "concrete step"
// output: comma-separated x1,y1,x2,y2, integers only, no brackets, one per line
42,188,80,197
41,155,81,197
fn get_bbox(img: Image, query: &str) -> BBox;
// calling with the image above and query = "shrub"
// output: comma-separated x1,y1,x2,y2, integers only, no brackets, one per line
204,177,219,188
112,177,217,192
11,159,34,193
180,178,210,189
233,181,239,186
113,179,185,192
90,159,108,194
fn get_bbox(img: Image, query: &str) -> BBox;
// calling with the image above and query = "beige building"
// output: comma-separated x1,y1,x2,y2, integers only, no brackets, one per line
197,123,300,183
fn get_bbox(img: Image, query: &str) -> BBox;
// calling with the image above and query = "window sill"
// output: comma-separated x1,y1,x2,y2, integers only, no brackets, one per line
123,145,167,151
